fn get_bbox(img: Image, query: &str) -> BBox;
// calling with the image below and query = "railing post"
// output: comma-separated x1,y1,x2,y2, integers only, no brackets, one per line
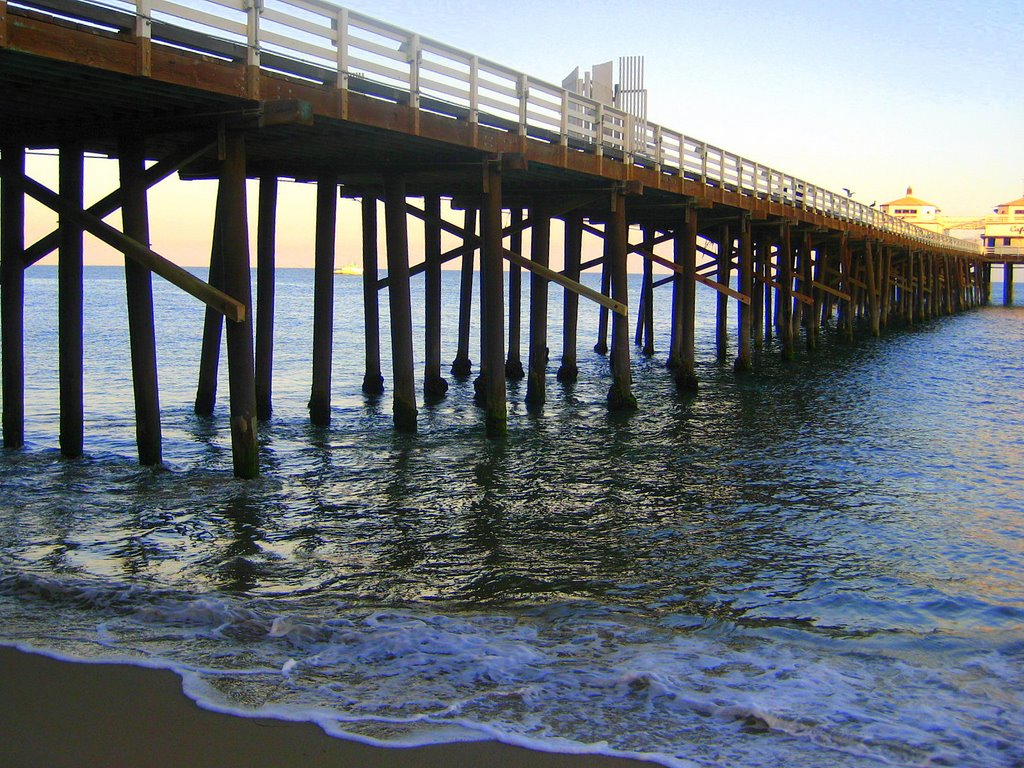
134,0,152,76
559,89,569,146
245,0,262,99
407,34,420,111
335,8,349,90
594,103,604,156
518,74,528,137
469,56,479,124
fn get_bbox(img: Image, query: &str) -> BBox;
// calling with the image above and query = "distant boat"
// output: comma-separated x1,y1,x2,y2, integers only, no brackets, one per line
333,264,363,276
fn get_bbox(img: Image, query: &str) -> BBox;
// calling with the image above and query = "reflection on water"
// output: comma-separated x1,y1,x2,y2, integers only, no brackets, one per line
1,269,1023,766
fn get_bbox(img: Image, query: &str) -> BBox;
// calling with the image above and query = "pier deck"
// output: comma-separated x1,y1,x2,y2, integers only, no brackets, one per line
1,0,991,476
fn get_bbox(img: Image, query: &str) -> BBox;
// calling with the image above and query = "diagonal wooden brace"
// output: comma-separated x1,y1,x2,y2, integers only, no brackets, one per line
4,168,245,322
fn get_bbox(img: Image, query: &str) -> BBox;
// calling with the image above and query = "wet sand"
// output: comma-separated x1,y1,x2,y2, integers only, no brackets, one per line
0,645,652,767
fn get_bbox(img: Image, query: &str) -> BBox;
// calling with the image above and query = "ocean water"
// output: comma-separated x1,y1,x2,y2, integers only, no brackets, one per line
1,266,1022,767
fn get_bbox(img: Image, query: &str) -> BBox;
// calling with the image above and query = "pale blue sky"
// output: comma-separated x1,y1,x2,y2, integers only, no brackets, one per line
340,0,1023,215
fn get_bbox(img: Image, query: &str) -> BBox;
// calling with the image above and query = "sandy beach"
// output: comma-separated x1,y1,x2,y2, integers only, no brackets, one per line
0,646,650,767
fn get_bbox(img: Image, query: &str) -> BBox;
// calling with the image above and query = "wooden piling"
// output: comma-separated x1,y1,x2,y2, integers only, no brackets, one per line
194,183,226,417
255,175,277,421
383,174,417,432
505,207,525,379
735,215,753,372
839,233,853,341
594,241,610,355
864,240,880,335
1004,262,1014,305
607,191,636,411
764,241,774,343
808,238,822,349
58,141,84,458
557,212,582,382
360,195,384,395
309,173,337,426
641,225,655,356
779,222,795,360
525,197,550,406
119,135,162,466
480,161,507,434
675,206,698,391
716,224,731,361
0,141,24,448
219,132,258,478
751,236,764,348
451,208,476,377
801,233,815,350
423,193,447,398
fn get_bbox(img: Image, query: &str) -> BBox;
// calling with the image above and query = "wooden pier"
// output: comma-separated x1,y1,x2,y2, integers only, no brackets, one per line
0,0,993,477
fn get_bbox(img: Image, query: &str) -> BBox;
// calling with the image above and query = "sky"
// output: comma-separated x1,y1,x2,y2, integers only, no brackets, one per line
23,0,1024,269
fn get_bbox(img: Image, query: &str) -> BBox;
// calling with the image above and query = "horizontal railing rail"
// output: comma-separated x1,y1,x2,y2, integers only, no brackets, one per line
10,0,981,255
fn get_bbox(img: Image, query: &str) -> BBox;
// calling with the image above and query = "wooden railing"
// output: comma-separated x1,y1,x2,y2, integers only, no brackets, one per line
13,0,980,255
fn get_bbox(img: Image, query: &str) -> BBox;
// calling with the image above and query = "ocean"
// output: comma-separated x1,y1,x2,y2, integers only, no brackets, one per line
1,265,1022,767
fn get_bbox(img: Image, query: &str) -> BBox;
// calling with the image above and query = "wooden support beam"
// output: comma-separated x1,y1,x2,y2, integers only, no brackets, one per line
594,240,611,355
735,215,753,372
309,173,337,426
1,142,25,448
255,175,277,421
812,279,850,301
716,224,731,360
525,197,550,406
58,140,85,458
640,225,655,356
557,212,582,382
22,139,217,269
505,207,525,379
607,190,636,411
383,174,418,432
676,206,698,391
451,208,476,376
219,132,258,479
360,196,384,395
3,168,244,321
780,221,795,360
119,135,162,465
865,239,881,336
194,183,226,417
637,245,750,305
423,193,447,398
480,161,507,435
504,247,626,315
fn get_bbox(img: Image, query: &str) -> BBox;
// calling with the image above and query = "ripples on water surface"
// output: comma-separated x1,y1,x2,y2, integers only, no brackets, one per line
1,267,1022,766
